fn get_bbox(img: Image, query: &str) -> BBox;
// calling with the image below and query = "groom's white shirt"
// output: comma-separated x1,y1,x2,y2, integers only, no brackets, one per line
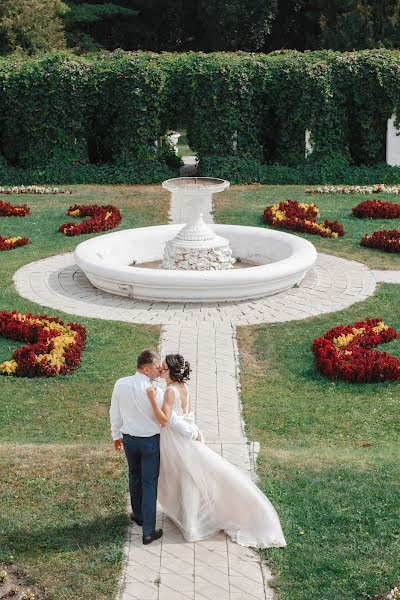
110,371,196,440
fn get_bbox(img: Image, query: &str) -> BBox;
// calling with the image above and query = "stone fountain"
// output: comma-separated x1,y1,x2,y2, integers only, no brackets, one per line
161,177,235,270
74,177,317,303
162,213,235,270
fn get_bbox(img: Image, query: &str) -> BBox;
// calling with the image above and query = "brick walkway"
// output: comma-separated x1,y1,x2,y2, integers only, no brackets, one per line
12,194,398,600
13,253,377,327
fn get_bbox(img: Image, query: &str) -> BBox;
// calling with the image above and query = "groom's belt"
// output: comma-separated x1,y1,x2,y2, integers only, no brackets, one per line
122,432,160,439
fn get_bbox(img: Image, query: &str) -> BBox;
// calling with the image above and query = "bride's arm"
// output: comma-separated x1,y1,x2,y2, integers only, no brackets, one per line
146,387,169,427
148,387,198,440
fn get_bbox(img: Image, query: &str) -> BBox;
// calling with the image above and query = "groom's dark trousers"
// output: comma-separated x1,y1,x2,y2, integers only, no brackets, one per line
122,433,160,536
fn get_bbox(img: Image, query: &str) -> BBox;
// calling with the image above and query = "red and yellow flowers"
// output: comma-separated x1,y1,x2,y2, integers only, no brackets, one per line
263,199,345,238
0,311,86,377
361,230,400,253
352,199,400,219
0,200,31,217
1,200,30,250
0,236,29,251
59,204,122,236
313,319,400,383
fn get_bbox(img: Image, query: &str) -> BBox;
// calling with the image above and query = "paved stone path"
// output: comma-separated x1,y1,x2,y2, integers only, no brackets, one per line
372,269,400,284
179,156,198,177
12,191,399,600
119,324,270,600
13,253,377,327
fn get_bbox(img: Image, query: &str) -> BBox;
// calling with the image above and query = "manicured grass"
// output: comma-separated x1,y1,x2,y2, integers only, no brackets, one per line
214,185,400,269
0,317,159,443
0,185,166,598
0,444,127,600
237,284,400,600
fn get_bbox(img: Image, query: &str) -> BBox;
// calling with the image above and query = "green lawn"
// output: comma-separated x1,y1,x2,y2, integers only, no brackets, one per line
0,185,167,598
237,284,400,600
217,185,400,599
213,185,400,269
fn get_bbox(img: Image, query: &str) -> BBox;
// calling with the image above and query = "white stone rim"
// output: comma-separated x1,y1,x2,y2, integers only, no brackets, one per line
162,177,230,194
73,223,317,301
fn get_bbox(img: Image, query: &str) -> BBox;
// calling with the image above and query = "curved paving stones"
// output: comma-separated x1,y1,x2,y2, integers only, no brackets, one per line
12,206,390,600
13,252,376,326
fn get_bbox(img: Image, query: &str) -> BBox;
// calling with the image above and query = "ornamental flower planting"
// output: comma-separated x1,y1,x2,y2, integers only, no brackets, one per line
312,318,400,383
59,204,121,236
0,236,29,251
0,200,31,217
361,230,400,253
306,184,400,195
352,199,400,219
0,185,71,195
0,311,86,377
263,199,345,238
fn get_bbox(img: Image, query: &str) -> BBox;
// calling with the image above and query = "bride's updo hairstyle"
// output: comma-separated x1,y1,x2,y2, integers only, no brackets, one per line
165,354,191,383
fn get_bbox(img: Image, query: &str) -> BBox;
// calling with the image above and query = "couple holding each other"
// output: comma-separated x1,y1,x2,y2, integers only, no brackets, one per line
110,349,286,548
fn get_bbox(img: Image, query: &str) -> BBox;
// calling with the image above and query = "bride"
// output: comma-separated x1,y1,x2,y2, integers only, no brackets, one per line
146,353,286,548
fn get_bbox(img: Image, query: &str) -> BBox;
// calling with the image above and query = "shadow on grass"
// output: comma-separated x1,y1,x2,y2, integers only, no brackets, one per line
0,513,127,561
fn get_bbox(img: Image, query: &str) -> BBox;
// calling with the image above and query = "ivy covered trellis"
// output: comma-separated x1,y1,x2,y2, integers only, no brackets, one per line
1,49,400,184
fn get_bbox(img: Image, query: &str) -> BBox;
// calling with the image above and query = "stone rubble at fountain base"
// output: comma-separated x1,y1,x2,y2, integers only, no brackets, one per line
162,243,235,270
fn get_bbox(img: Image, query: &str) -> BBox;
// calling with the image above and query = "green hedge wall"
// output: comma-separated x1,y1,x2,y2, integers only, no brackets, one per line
1,49,400,183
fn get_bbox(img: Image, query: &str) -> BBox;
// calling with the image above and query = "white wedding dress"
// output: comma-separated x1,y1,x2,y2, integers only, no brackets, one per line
158,384,287,548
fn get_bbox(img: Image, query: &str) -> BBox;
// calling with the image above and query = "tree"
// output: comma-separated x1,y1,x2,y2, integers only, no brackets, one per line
64,2,139,51
197,0,277,51
318,0,400,50
267,0,308,51
131,0,185,51
0,0,69,55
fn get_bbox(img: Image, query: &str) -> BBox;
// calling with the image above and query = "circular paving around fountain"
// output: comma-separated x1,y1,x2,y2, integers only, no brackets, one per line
14,251,376,326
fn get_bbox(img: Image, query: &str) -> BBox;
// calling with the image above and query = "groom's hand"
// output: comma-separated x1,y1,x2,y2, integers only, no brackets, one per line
114,438,124,452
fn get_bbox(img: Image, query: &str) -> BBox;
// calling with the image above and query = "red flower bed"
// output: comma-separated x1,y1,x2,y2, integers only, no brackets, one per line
263,199,345,238
59,204,121,236
313,319,400,383
0,236,29,251
361,230,400,253
0,200,31,217
352,199,400,219
0,311,86,377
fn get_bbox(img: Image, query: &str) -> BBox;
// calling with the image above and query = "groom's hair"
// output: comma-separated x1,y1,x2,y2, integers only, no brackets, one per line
137,349,160,369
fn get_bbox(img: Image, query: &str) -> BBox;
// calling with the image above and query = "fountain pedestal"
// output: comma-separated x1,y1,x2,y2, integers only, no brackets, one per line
162,177,234,271
163,213,234,270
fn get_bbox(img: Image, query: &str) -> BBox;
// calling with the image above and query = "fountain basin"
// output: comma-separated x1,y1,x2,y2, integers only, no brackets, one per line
74,224,317,303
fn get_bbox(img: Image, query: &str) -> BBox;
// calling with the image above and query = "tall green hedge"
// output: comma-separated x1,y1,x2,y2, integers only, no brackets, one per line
1,49,400,183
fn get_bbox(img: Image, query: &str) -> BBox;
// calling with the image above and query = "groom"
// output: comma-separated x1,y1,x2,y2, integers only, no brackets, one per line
110,349,198,545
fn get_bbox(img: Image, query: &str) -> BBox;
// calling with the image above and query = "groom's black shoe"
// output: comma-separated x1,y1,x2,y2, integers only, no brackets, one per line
143,529,163,545
130,513,143,527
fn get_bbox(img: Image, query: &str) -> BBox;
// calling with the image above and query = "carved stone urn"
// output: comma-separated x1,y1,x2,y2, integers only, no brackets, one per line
161,177,234,271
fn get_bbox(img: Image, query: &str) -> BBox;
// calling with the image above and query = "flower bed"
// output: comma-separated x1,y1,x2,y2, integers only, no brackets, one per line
312,318,400,383
263,199,345,238
0,311,86,377
0,200,31,217
59,204,122,236
352,199,400,219
0,236,29,251
361,230,400,253
0,186,71,195
306,185,400,195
